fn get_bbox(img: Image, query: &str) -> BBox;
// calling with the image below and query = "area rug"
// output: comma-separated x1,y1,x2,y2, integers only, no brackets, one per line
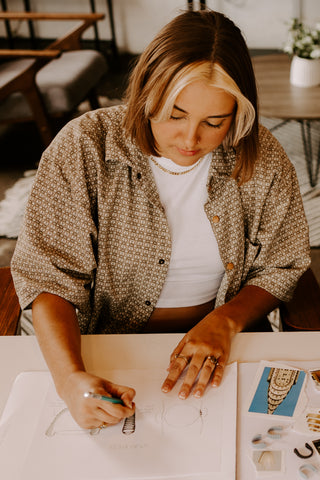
0,114,319,246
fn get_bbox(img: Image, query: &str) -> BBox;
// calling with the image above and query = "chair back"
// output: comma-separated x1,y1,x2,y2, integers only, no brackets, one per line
280,268,320,330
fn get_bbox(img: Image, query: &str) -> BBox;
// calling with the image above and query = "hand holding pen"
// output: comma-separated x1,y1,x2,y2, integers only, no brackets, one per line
60,371,135,430
84,391,125,405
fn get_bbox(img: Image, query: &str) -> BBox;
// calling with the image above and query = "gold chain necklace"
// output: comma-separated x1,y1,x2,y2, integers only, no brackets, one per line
150,156,204,175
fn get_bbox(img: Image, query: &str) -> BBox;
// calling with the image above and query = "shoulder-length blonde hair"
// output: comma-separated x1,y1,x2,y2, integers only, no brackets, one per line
123,9,259,183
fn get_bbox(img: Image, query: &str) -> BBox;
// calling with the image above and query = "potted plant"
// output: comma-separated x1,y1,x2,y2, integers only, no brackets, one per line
283,18,320,87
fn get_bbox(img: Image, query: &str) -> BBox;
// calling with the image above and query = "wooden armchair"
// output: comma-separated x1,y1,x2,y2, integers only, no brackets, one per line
0,12,107,147
280,268,320,331
0,267,21,335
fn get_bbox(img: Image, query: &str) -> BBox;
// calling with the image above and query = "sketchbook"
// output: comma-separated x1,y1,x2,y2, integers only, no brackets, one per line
0,364,237,480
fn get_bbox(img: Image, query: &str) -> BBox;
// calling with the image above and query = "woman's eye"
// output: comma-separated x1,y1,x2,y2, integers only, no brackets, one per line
206,121,223,128
170,115,184,120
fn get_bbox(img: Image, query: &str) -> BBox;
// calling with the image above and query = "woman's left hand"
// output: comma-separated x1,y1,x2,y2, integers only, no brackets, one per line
161,308,236,399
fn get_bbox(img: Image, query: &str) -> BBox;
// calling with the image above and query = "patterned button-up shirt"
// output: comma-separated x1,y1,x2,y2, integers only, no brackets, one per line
11,105,311,333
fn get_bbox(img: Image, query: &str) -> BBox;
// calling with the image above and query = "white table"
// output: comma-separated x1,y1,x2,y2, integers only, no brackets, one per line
2,331,320,417
1,332,320,479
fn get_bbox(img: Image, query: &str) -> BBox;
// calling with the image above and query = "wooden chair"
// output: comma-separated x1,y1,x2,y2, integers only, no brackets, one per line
0,12,107,148
280,268,320,331
0,267,21,335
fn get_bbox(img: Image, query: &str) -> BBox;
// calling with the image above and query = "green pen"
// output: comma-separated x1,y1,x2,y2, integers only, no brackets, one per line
83,391,124,405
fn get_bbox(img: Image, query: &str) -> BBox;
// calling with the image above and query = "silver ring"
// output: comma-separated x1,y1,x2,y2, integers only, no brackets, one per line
207,356,219,367
99,423,107,429
174,353,190,364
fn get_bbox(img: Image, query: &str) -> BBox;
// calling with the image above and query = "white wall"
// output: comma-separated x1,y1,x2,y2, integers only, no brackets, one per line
1,0,320,53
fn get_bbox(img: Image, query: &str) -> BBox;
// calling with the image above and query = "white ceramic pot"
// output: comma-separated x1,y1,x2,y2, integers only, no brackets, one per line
290,55,320,87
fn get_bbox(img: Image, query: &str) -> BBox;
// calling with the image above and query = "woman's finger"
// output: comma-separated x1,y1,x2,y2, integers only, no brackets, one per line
161,352,191,393
95,406,122,425
177,358,204,399
192,356,221,397
106,384,136,407
211,361,225,387
169,337,188,364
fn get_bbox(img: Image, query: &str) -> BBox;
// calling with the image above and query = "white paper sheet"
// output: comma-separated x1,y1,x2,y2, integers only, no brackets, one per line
0,365,237,480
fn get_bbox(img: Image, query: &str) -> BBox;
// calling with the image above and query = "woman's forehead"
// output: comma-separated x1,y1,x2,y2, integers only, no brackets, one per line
174,81,236,116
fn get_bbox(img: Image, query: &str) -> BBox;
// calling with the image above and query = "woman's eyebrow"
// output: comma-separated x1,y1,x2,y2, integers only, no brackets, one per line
173,104,234,118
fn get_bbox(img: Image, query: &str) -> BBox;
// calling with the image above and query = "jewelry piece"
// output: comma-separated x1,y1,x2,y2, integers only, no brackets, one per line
294,443,314,459
258,450,276,469
299,463,319,479
267,426,283,439
310,370,320,390
251,434,268,449
150,155,204,175
174,353,190,364
267,367,300,415
207,356,219,367
312,439,320,455
306,412,320,431
99,423,108,430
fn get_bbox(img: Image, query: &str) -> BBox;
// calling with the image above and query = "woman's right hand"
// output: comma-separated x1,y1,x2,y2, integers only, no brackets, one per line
59,370,136,430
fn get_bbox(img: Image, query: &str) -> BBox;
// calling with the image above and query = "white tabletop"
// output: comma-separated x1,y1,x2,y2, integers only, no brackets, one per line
1,331,320,418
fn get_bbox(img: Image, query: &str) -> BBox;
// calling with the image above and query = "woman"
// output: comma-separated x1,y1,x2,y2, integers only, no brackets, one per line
11,9,310,429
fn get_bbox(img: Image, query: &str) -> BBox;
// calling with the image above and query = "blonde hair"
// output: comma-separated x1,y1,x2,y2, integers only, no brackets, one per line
123,9,259,183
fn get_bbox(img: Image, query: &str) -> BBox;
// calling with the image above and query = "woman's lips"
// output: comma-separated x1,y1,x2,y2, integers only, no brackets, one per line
177,147,200,156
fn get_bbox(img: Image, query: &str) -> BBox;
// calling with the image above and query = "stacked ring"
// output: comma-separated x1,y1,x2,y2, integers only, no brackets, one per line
207,356,219,367
174,353,190,364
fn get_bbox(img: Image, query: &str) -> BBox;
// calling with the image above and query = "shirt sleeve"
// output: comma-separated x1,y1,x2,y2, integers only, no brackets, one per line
242,128,311,301
11,113,101,315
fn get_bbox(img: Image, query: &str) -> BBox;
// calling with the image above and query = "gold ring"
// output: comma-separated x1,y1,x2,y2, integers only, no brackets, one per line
174,353,190,364
207,356,219,367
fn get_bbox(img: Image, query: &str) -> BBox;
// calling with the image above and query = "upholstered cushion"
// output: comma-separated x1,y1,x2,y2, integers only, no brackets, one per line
0,58,35,88
0,50,107,120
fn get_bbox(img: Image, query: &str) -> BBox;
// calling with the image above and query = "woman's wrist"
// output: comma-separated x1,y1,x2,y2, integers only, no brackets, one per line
214,285,280,333
57,369,87,400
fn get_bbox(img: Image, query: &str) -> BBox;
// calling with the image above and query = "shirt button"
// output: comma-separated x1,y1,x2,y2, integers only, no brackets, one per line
137,172,142,180
212,215,220,224
145,300,151,306
159,259,165,264
226,262,234,271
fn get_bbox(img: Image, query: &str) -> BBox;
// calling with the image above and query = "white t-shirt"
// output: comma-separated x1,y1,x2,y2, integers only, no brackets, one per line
149,153,225,307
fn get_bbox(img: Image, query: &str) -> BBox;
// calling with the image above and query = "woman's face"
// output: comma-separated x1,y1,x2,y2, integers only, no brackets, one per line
150,81,235,166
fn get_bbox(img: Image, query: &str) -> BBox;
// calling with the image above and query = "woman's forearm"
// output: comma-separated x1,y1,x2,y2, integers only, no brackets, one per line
32,293,136,428
32,292,85,397
216,284,281,334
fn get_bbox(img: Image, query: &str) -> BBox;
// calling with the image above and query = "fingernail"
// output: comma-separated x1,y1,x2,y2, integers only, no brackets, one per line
179,391,186,399
194,390,201,398
162,385,169,393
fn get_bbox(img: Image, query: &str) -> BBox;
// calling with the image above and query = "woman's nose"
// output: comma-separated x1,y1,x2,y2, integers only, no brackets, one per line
183,124,200,148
